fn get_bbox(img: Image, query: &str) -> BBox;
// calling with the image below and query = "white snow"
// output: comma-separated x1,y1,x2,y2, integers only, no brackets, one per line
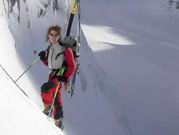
0,9,64,135
0,0,179,135
81,0,179,135
0,67,63,135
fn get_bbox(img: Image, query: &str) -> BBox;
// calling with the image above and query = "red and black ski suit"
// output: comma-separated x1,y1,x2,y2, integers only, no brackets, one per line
40,47,76,120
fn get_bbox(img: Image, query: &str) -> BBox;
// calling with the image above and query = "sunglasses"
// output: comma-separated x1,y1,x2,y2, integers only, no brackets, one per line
49,33,59,37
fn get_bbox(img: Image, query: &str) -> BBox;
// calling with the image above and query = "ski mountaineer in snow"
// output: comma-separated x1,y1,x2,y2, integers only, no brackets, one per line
38,25,76,129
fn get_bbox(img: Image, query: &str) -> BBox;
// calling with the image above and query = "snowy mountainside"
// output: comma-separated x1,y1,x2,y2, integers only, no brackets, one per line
81,0,179,135
1,0,70,106
0,0,179,135
0,9,63,135
0,0,129,135
0,68,63,135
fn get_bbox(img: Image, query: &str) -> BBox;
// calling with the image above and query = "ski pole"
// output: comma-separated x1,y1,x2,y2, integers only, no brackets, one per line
48,82,60,117
15,56,40,82
0,65,29,97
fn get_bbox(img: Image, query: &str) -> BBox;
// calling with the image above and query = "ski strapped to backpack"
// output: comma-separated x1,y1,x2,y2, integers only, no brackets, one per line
66,0,78,36
70,0,81,97
63,0,81,97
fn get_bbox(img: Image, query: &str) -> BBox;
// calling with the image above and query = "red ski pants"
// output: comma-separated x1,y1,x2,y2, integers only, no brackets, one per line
41,78,63,119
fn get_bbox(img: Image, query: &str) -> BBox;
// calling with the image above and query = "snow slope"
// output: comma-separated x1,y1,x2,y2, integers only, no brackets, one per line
0,0,129,135
1,0,179,135
0,9,63,135
0,67,63,135
81,0,179,135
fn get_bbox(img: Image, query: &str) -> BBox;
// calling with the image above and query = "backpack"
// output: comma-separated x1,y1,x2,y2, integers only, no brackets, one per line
60,36,78,58
47,42,64,70
47,36,77,70
47,36,78,77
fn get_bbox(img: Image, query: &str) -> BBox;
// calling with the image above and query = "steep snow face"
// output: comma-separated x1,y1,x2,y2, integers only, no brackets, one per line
1,0,70,107
2,0,179,135
0,68,63,135
81,0,179,135
0,0,129,135
0,9,64,135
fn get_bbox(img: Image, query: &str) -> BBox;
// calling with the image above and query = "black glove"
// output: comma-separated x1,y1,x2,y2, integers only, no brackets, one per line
38,51,46,61
57,76,68,83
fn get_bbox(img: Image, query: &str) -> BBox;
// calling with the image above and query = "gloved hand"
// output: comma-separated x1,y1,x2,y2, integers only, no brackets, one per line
38,51,46,61
57,76,68,83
